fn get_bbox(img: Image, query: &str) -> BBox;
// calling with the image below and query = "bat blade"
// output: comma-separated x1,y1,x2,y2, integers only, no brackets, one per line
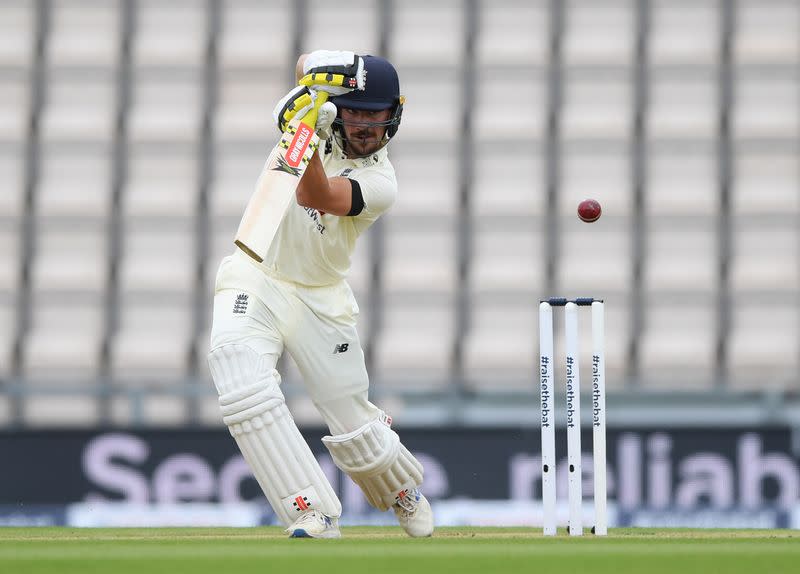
234,117,321,262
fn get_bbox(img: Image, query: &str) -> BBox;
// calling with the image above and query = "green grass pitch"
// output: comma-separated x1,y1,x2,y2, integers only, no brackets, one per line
1,527,798,574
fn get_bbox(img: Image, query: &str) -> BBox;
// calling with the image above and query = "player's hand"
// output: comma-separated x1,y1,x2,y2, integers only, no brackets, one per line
273,85,317,132
314,100,337,140
299,50,366,95
273,85,337,139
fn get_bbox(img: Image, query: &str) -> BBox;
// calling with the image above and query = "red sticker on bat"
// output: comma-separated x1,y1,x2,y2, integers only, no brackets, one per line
287,123,313,168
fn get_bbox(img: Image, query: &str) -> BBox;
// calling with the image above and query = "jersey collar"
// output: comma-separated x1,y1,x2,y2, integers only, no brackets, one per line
329,138,388,167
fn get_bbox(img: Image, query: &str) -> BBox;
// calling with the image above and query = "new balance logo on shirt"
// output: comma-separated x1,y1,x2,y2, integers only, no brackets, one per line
333,343,349,354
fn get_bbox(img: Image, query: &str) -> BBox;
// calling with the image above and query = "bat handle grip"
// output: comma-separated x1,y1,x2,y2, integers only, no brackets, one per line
301,90,330,130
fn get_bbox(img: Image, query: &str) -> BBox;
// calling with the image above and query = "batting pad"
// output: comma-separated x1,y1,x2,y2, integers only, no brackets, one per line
322,415,424,511
208,344,341,525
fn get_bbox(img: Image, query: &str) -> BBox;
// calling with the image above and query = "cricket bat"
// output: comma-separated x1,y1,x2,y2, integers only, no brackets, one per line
234,91,329,263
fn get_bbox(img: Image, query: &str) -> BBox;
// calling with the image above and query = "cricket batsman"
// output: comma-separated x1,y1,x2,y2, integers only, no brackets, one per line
206,50,434,538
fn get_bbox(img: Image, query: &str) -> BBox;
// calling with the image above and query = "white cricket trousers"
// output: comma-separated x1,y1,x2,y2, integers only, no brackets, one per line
209,248,379,434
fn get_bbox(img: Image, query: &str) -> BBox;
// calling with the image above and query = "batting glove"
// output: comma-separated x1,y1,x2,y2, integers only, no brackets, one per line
314,100,337,140
273,85,338,139
299,49,366,95
273,85,317,132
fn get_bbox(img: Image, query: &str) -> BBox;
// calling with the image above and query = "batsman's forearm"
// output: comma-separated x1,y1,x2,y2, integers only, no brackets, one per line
295,152,353,216
295,54,308,82
296,151,329,203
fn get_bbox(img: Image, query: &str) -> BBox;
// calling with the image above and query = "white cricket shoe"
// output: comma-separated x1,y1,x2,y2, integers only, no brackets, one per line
392,488,434,538
286,510,341,539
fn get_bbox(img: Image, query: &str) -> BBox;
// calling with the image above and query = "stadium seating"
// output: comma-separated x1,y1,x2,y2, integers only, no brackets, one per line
472,141,545,218
390,0,464,68
391,142,459,218
474,68,546,143
475,0,548,67
728,0,799,391
463,297,538,392
37,147,113,217
133,0,206,68
305,0,380,56
0,0,798,427
562,71,631,141
563,0,634,67
558,223,632,295
0,147,24,219
0,226,17,380
730,227,799,293
23,395,101,428
123,147,199,218
374,216,457,390
0,0,34,69
47,0,120,67
732,151,798,216
734,0,799,65
0,224,19,297
373,295,455,391
638,301,717,389
650,0,718,66
218,0,291,70
560,145,632,217
0,73,29,145
648,71,717,140
728,301,799,389
23,296,105,382
647,145,717,216
469,227,542,296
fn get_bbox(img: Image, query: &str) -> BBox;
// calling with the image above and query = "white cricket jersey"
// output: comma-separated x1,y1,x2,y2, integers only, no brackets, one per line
257,138,397,286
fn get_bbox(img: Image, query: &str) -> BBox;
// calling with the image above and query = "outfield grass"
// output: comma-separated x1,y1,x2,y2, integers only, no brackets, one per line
1,527,798,574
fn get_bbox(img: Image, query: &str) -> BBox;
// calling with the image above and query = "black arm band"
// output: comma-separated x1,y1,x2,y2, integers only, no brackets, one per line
347,178,365,216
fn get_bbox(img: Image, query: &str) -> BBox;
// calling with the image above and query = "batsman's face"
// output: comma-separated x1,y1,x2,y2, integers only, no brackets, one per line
340,108,392,157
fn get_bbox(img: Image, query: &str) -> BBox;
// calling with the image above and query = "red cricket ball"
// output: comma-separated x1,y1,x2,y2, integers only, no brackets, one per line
577,198,602,223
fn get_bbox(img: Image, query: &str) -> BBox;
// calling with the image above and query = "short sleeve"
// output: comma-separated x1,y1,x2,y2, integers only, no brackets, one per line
351,168,397,220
